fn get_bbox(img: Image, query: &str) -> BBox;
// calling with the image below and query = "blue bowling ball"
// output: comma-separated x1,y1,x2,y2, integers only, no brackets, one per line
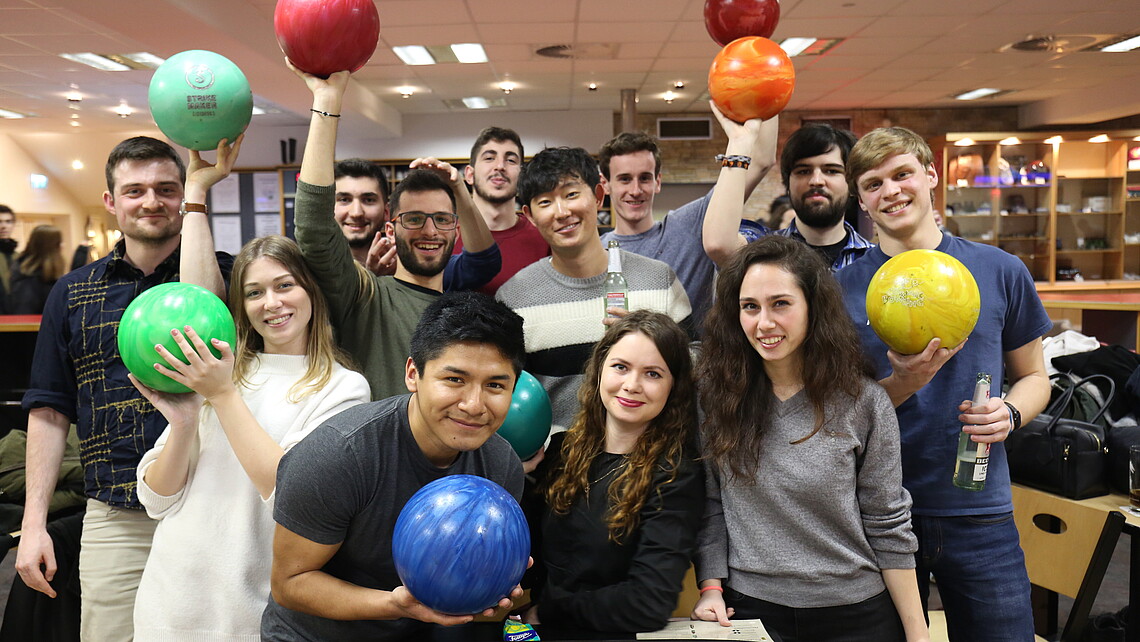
392,474,529,615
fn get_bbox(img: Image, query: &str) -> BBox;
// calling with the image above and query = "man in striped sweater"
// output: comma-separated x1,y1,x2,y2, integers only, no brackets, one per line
496,147,691,431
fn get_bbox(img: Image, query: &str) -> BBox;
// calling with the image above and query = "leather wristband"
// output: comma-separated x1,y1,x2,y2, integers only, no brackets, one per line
180,201,207,216
1003,400,1021,431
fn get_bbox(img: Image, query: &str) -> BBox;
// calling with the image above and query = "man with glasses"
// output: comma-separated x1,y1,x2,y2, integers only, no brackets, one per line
290,62,498,399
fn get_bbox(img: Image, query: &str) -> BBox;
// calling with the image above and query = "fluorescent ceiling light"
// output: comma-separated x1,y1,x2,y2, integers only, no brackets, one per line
393,46,435,65
122,52,166,68
953,138,975,146
59,52,131,71
251,105,267,115
954,88,1002,100
1088,134,1109,143
1044,135,1063,145
71,160,84,170
451,43,487,63
999,137,1020,145
1101,35,1140,52
779,38,816,57
0,108,26,119
462,96,490,109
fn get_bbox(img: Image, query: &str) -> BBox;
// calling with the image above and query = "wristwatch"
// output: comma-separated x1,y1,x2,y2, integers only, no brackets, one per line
1003,401,1021,431
180,200,208,216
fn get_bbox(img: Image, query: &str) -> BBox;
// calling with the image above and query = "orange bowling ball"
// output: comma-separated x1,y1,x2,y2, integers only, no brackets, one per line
865,250,980,355
708,36,795,123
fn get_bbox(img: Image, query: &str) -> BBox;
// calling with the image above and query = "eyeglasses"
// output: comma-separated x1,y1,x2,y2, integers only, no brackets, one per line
394,211,458,231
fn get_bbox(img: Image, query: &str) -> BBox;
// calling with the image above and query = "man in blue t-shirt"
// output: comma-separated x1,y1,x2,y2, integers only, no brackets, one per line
835,127,1051,641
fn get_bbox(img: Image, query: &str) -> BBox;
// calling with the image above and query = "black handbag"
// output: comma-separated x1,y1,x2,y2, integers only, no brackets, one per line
1005,374,1115,500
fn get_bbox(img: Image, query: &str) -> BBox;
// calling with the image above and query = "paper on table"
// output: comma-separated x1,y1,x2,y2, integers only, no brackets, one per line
637,619,774,641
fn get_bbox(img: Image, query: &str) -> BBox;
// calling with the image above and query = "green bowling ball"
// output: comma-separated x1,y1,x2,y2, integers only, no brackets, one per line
498,371,552,459
148,49,253,151
117,282,236,393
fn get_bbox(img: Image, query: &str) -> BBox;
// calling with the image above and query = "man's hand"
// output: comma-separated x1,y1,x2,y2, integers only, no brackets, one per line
365,232,397,276
882,338,967,407
409,158,462,187
603,307,630,327
959,396,1015,444
287,58,350,101
388,586,476,626
185,135,244,201
15,528,58,598
691,589,734,626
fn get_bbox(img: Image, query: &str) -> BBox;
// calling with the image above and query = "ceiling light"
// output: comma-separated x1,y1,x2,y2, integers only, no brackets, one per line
1088,134,1109,143
587,82,598,91
397,86,415,98
499,81,516,94
59,52,131,72
779,37,817,57
66,89,83,102
251,105,267,115
663,90,676,104
999,137,1020,145
70,113,79,119
954,138,975,147
954,88,1002,100
462,96,490,109
114,102,132,118
1044,135,1063,145
0,108,26,119
71,160,84,170
393,46,435,65
451,43,488,64
674,81,685,89
121,52,166,68
1133,135,1140,141
1099,34,1140,52
69,120,80,127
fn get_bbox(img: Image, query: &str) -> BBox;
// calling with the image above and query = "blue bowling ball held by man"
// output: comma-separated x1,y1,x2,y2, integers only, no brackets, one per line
262,292,529,641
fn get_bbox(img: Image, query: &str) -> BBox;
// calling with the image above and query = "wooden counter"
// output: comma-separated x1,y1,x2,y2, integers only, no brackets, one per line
1036,292,1140,351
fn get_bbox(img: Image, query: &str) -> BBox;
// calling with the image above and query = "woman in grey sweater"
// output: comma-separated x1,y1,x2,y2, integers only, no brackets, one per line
691,236,928,642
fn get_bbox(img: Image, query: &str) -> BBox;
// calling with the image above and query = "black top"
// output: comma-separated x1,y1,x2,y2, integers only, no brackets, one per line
525,431,704,632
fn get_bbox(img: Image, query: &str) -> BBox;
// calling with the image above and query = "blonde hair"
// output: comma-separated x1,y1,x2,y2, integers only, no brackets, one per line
229,235,356,401
846,127,934,195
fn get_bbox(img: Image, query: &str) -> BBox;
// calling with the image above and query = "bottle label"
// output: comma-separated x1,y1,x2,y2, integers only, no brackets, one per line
606,292,627,310
973,443,990,482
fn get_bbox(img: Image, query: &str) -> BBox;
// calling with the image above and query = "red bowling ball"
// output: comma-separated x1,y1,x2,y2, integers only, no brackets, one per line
274,0,380,78
704,0,781,47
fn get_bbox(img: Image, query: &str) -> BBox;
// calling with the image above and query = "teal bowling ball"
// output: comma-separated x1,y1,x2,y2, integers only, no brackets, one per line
498,371,552,459
148,50,253,151
117,282,236,393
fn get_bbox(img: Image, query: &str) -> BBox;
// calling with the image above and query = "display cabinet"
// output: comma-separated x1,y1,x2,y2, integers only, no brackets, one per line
935,131,1139,286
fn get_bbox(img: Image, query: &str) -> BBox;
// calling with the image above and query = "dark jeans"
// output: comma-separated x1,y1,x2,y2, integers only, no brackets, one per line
724,587,904,642
913,512,1034,642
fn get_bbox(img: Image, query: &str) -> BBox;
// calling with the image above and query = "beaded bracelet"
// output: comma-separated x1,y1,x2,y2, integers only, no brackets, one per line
311,108,341,118
715,154,751,169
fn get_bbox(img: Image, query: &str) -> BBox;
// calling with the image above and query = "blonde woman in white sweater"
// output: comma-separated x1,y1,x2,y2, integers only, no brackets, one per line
129,230,369,641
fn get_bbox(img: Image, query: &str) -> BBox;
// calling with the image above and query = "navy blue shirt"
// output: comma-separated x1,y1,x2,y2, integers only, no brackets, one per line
23,240,233,508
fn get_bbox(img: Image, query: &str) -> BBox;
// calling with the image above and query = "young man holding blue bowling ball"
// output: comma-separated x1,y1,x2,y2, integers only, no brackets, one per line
263,292,528,641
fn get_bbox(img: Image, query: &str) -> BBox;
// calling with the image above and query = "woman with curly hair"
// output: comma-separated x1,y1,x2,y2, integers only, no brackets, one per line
523,310,703,632
691,235,927,642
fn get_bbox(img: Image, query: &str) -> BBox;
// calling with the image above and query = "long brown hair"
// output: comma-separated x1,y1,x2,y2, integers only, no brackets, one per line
229,235,355,401
18,225,65,283
545,310,696,542
698,236,874,480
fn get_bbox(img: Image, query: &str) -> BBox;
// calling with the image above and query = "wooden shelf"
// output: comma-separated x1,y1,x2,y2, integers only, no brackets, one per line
1056,210,1123,216
1000,236,1048,241
1056,249,1122,254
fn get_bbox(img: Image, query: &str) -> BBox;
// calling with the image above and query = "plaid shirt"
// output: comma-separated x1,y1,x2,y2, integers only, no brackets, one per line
23,240,232,508
776,220,873,271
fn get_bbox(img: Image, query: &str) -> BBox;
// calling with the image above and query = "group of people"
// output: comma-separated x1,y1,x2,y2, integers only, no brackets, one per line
9,54,1053,642
0,206,68,315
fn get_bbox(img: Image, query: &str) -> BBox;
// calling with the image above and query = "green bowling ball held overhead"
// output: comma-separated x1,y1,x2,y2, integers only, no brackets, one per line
118,282,237,393
148,49,253,151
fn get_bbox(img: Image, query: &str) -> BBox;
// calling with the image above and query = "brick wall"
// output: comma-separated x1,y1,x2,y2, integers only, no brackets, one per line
616,106,1020,223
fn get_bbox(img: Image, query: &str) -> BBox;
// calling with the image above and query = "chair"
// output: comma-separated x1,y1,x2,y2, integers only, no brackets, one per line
1012,484,1125,642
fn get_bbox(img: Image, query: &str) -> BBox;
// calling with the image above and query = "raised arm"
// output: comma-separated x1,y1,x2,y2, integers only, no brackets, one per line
180,136,243,297
703,103,778,268
409,157,495,254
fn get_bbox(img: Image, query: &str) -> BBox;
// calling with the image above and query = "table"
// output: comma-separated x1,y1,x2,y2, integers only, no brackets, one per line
0,315,41,333
1036,292,1140,352
1015,485,1139,641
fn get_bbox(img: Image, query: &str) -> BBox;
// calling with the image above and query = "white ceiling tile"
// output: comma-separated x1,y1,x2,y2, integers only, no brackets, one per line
576,22,675,44
466,0,577,24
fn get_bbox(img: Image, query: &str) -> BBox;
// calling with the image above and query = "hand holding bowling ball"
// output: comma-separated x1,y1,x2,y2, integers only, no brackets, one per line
708,36,795,123
866,249,980,355
118,282,237,393
149,50,253,152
